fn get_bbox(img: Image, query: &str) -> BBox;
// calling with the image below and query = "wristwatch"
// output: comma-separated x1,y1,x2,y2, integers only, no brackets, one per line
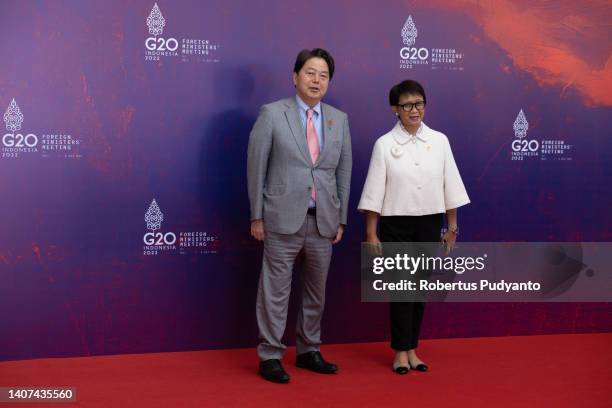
447,225,459,235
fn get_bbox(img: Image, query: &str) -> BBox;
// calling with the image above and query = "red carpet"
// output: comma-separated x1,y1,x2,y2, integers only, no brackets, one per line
1,333,610,407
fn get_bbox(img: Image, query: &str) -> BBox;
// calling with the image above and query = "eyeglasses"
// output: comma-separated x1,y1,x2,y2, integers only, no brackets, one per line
397,101,425,112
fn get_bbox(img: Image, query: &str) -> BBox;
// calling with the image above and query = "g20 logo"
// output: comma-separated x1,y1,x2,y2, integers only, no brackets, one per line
2,98,38,149
511,139,539,152
145,4,177,52
143,231,177,246
145,36,178,52
3,133,38,148
400,47,429,61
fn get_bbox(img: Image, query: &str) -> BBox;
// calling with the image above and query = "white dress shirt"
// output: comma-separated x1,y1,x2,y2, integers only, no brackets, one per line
358,121,470,216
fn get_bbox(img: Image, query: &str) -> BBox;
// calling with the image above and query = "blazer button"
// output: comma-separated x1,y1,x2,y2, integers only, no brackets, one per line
417,186,422,190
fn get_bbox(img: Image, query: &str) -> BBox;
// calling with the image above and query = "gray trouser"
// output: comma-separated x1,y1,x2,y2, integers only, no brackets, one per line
256,214,333,361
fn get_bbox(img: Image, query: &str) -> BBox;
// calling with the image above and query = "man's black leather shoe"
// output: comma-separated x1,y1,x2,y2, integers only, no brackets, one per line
296,351,338,374
259,359,290,383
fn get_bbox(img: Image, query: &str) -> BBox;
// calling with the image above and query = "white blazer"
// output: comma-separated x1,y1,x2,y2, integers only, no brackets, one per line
358,121,470,216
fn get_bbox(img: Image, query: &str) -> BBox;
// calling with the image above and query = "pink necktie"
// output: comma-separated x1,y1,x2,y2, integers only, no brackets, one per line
306,109,320,200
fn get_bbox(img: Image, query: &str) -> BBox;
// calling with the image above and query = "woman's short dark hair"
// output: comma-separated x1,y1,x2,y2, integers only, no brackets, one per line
389,80,426,106
293,48,335,79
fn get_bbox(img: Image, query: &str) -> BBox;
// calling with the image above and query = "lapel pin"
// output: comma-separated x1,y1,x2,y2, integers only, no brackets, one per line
391,145,404,158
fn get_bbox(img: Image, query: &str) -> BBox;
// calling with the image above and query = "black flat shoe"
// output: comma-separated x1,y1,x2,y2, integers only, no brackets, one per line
296,351,338,374
392,361,410,375
409,362,428,372
259,359,290,383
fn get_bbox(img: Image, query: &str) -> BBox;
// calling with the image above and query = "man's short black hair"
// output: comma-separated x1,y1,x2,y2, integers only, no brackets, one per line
389,80,426,106
293,48,335,79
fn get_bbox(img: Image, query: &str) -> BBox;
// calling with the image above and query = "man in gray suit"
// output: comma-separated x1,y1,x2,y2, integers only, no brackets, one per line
247,48,352,383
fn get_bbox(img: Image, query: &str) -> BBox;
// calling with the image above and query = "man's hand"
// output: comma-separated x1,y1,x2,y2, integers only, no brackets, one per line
332,224,345,244
251,219,265,241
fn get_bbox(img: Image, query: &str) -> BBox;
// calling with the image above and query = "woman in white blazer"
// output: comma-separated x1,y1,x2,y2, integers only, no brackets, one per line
358,80,470,375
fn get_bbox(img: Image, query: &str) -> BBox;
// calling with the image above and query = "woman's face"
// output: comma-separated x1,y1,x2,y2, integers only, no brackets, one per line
392,92,426,129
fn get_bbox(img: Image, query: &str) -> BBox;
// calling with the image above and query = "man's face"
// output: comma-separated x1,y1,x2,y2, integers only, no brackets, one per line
293,57,330,106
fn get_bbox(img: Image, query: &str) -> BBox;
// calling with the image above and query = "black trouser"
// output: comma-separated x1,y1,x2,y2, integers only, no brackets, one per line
380,214,443,351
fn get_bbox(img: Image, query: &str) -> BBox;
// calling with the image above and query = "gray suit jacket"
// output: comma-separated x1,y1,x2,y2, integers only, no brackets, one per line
247,97,352,238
